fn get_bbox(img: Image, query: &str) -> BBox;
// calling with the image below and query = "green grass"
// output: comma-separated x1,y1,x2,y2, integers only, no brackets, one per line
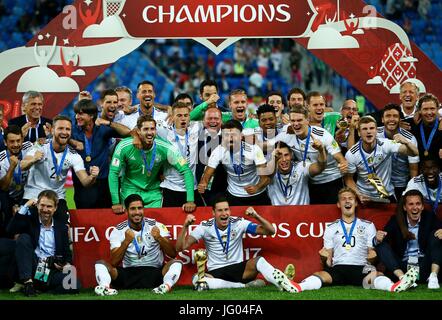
66,187,76,210
1,285,441,300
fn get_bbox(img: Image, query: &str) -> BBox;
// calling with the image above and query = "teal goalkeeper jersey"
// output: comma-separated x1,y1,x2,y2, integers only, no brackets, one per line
109,137,195,205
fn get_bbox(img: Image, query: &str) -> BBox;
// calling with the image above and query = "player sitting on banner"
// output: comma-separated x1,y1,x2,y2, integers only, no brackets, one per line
176,195,298,293
94,194,183,295
287,187,418,293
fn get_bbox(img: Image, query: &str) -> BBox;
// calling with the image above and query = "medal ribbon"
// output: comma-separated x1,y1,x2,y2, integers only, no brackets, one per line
420,117,439,155
277,164,293,200
140,142,156,176
214,222,231,258
340,218,357,247
425,177,441,213
50,141,68,180
130,219,145,257
230,143,243,179
359,140,377,174
296,126,311,166
6,150,22,186
84,133,92,160
174,127,189,159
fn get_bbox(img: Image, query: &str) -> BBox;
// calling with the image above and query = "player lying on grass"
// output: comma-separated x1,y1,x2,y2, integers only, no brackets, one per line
176,195,298,292
93,194,183,295
287,187,418,293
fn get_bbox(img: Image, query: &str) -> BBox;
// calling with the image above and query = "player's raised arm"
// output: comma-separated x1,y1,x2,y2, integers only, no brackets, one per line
245,207,275,235
176,214,198,252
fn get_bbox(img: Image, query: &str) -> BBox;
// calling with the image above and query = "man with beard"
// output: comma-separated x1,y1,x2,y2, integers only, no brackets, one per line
22,115,99,224
198,120,271,206
114,86,138,130
377,104,419,200
0,125,39,235
288,188,418,293
9,91,52,144
286,87,306,108
134,81,169,126
94,194,183,295
109,115,195,214
405,158,442,214
71,99,130,208
345,116,418,203
265,91,287,129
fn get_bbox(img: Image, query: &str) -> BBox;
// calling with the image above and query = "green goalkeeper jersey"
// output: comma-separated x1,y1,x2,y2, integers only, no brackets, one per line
109,137,195,206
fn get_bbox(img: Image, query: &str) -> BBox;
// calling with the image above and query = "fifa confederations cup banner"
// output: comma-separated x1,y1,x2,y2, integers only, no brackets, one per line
0,0,441,126
72,204,398,288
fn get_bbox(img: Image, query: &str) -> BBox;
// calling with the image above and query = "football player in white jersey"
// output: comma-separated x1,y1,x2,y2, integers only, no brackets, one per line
345,116,419,203
176,195,299,292
268,140,326,205
289,187,418,292
198,120,272,206
270,104,348,204
22,115,99,224
405,158,442,213
156,102,202,208
94,194,183,295
377,104,419,200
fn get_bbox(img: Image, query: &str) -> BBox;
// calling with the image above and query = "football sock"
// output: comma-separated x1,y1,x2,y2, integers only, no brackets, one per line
95,263,111,287
163,262,182,288
205,277,245,289
373,276,394,291
256,257,279,286
299,275,322,291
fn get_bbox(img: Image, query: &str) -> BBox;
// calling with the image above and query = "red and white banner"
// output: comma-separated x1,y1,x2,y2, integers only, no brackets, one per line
0,0,440,120
71,204,397,288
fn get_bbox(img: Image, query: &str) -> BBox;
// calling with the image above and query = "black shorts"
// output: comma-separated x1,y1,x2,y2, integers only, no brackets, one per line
112,266,163,289
324,265,369,286
208,261,248,283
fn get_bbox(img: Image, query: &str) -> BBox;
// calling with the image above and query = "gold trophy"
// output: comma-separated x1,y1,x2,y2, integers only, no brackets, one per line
194,249,209,291
367,173,390,203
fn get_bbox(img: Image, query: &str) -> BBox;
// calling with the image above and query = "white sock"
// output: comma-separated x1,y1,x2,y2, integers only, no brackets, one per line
95,263,111,287
256,257,278,286
300,275,322,291
163,262,182,289
373,276,394,292
205,277,245,289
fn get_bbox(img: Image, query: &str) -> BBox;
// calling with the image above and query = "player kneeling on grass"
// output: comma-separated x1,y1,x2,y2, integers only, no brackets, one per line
288,187,418,293
176,195,298,293
94,194,182,295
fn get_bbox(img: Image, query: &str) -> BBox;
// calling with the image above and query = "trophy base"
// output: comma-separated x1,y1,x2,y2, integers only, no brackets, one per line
367,196,390,204
194,281,209,291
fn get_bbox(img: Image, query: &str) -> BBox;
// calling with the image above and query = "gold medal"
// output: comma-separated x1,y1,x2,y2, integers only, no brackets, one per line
345,244,351,251
85,156,91,162
424,150,429,157
137,235,142,244
147,171,151,177
15,184,22,191
56,176,61,182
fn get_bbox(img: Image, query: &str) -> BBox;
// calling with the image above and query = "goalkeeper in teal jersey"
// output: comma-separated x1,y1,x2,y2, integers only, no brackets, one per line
109,115,196,214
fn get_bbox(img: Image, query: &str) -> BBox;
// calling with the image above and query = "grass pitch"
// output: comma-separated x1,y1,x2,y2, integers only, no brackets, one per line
1,285,441,300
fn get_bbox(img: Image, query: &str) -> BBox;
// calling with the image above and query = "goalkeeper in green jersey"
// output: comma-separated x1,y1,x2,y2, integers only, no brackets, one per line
109,115,196,214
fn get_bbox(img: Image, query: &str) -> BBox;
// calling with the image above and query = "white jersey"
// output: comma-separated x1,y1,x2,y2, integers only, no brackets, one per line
0,141,33,200
115,110,139,130
190,217,253,271
377,127,419,188
23,142,85,200
405,173,442,204
243,127,279,163
158,122,201,191
109,217,170,268
324,218,376,266
273,125,342,184
208,142,267,197
268,161,311,205
346,138,401,198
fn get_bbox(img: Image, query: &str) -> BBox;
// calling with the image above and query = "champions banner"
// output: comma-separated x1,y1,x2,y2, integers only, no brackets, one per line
71,204,396,288
0,0,441,120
